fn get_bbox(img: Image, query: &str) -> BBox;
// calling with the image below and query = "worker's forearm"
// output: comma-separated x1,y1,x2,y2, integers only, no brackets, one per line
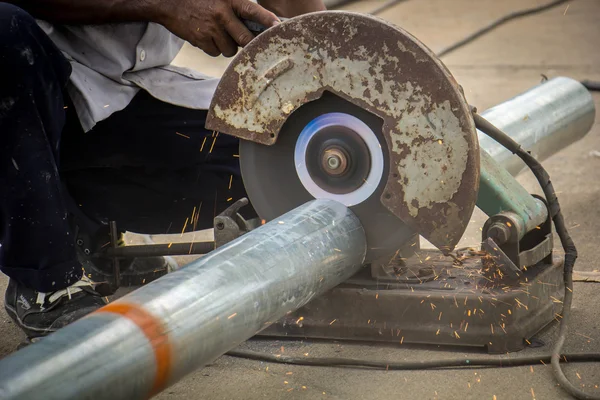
258,0,326,18
6,0,165,24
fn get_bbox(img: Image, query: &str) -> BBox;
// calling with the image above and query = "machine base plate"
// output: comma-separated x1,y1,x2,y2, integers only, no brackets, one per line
261,250,564,354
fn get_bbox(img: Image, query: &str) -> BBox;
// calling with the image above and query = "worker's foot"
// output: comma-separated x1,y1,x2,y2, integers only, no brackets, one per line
4,276,107,338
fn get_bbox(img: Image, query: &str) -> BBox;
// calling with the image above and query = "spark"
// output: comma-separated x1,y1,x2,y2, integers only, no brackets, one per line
304,353,309,356
436,329,440,335
530,366,534,373
454,331,460,339
188,231,198,254
200,137,207,152
286,372,293,375
574,332,593,340
530,387,536,399
168,242,173,248
376,293,379,299
180,217,189,236
302,386,307,390
563,4,570,14
228,313,237,319
103,104,110,108
227,197,233,202
284,381,289,384
191,206,196,222
438,139,443,145
233,154,240,158
296,316,304,324
576,372,582,380
464,322,468,332
209,136,217,153
400,336,404,344
229,175,233,190
278,221,285,224
493,396,496,400
175,132,190,139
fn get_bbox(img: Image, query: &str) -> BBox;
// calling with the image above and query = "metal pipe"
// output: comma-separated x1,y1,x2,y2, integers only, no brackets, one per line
0,199,367,400
479,76,596,176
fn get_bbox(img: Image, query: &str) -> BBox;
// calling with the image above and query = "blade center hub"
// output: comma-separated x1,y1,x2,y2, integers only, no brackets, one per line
322,147,349,176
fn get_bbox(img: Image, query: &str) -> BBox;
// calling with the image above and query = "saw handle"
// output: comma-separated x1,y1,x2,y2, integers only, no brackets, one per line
242,17,287,36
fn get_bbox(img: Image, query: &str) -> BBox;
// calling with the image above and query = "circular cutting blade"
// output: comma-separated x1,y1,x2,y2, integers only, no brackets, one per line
240,92,415,262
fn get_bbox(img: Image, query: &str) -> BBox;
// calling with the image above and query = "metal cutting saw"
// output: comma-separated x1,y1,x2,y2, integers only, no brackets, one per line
205,11,592,353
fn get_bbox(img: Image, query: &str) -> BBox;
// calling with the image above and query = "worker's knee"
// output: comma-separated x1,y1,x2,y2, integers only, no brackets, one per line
0,4,48,70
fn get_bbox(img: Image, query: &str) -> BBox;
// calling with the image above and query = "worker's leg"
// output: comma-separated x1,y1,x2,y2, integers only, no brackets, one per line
0,4,105,337
0,3,78,291
60,90,256,236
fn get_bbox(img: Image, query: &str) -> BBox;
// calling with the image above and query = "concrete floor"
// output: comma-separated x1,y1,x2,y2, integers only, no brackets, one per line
2,0,600,399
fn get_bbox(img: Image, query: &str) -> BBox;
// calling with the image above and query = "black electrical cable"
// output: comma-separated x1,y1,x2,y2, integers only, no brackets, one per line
472,112,598,400
227,349,600,370
331,0,409,16
436,0,570,58
581,80,600,92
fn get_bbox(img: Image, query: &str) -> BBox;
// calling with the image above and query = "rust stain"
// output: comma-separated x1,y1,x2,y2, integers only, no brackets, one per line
205,12,479,252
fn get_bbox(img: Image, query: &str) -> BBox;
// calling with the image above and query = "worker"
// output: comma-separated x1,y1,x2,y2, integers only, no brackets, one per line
0,0,326,339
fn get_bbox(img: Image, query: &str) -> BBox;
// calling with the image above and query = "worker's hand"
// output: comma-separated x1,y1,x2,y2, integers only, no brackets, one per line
156,0,280,58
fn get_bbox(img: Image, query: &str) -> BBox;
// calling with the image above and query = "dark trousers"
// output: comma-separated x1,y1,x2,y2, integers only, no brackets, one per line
0,3,253,292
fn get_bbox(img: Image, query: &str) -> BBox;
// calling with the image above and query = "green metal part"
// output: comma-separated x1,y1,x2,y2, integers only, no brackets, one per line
476,149,548,239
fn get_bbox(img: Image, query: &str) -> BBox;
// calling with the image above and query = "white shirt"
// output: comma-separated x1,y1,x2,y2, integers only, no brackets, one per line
37,21,220,132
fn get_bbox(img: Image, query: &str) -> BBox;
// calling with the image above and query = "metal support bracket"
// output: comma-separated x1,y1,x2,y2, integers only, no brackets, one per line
214,198,261,248
481,196,553,278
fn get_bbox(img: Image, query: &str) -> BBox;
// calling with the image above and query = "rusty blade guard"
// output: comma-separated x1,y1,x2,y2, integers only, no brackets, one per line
206,11,480,252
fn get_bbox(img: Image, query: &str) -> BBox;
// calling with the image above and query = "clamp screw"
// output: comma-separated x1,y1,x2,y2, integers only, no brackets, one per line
488,223,511,245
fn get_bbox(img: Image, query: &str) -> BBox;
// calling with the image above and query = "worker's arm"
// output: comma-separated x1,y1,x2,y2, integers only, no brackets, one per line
258,0,326,18
6,0,279,57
